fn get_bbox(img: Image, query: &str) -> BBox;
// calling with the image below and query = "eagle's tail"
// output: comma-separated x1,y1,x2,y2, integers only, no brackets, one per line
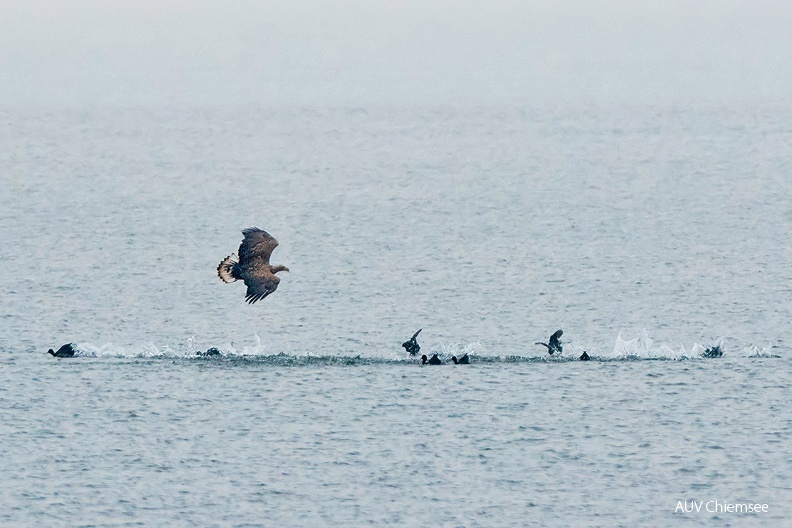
217,254,241,283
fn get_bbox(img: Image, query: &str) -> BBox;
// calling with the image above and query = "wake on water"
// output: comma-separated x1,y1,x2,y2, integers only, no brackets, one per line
53,330,778,364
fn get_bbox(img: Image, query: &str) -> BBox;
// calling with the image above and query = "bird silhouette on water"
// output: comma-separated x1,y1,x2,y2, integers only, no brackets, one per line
47,343,76,358
536,329,563,355
217,227,289,304
402,329,422,356
579,351,590,361
421,353,442,365
451,353,470,364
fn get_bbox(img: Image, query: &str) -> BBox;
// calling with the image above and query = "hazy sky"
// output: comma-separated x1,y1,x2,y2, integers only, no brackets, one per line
1,0,790,107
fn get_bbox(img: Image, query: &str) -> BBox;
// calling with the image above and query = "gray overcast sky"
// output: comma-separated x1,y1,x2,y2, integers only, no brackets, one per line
1,0,791,107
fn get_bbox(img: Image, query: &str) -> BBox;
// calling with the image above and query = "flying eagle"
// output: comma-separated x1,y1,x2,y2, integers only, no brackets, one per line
217,227,289,304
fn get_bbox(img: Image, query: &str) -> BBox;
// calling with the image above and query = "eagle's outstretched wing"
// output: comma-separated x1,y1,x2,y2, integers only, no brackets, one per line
243,269,281,304
238,227,279,266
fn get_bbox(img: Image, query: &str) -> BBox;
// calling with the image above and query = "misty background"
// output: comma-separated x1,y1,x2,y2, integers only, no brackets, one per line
2,0,791,109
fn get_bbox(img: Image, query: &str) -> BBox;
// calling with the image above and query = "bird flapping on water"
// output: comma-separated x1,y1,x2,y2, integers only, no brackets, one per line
402,329,422,356
535,329,563,355
217,227,289,304
451,353,470,364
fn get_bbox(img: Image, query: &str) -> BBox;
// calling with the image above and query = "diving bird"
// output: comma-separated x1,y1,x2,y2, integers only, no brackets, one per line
217,227,289,304
451,353,470,364
535,329,563,355
402,329,422,356
702,345,722,358
47,343,76,358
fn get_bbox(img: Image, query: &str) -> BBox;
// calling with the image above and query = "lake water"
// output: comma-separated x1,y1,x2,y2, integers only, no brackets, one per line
1,105,790,526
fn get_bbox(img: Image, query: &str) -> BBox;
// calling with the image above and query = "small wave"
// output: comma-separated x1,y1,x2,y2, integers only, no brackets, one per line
61,331,780,364
605,330,747,360
738,345,780,358
62,348,763,366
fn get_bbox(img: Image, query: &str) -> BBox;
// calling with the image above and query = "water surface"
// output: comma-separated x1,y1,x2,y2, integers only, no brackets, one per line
1,105,790,525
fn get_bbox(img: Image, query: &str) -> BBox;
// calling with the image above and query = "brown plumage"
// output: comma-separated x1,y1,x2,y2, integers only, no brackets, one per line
217,227,289,304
